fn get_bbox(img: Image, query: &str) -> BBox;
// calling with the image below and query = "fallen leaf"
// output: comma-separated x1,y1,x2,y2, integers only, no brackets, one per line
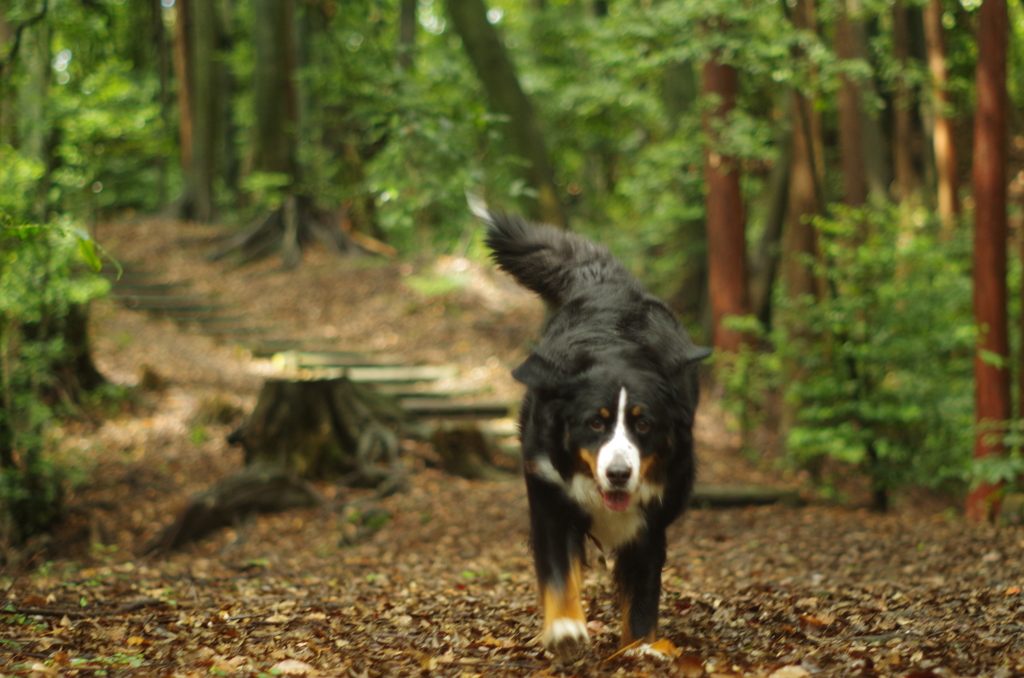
265,613,291,624
769,666,811,678
36,637,62,650
648,638,682,658
28,663,58,678
674,654,706,678
604,638,646,662
272,658,317,676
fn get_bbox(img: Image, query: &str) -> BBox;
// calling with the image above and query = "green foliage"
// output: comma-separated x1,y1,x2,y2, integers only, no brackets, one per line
2,0,175,220
715,315,780,455
0,145,45,217
0,147,111,547
48,55,171,215
776,204,975,495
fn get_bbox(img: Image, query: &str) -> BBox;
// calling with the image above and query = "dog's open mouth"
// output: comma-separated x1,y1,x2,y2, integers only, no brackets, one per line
601,490,631,511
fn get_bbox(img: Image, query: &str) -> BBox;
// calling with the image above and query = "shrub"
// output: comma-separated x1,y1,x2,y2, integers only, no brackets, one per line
0,149,111,548
776,204,975,502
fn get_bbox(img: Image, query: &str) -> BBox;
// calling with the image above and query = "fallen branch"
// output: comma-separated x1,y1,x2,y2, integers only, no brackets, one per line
146,467,322,554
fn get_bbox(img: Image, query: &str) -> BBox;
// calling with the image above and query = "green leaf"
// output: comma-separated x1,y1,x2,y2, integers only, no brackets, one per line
76,235,102,272
978,349,1008,369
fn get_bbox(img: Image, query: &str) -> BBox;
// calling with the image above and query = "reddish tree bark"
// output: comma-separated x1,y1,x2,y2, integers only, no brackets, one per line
968,0,1010,523
923,0,960,236
702,56,750,353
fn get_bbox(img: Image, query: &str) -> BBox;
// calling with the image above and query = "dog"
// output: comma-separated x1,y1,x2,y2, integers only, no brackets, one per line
478,206,710,659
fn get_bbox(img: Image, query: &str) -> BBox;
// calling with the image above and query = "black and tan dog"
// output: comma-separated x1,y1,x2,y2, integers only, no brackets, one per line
480,207,710,658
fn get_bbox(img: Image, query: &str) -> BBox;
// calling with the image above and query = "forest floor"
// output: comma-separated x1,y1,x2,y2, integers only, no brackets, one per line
2,218,1024,678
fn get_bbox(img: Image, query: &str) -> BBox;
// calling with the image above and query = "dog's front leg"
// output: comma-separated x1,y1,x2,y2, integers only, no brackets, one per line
526,476,589,659
613,529,667,647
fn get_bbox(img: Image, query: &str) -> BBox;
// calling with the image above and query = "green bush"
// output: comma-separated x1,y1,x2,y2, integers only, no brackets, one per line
776,204,975,498
0,147,111,547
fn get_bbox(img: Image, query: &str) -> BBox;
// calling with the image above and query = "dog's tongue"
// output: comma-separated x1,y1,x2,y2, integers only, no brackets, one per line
602,491,631,512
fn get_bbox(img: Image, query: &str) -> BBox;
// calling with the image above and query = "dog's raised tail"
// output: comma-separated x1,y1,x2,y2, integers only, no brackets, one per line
471,197,627,308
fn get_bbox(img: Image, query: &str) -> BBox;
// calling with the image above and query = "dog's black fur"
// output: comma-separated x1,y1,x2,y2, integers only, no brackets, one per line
482,210,710,657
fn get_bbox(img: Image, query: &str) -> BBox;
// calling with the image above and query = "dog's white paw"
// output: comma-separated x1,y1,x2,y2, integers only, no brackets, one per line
544,617,589,661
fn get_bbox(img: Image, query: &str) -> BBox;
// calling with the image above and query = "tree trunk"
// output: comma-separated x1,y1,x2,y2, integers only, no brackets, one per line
17,19,50,219
923,0,960,237
967,0,1010,523
447,0,565,227
748,95,790,325
172,0,193,181
397,0,417,71
150,0,172,207
181,0,221,222
702,56,750,353
834,1,868,206
782,91,822,305
252,0,297,178
662,60,706,323
218,1,240,201
891,1,918,201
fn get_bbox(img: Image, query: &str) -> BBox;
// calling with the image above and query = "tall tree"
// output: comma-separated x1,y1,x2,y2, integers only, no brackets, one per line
967,0,1010,523
447,0,566,227
834,1,868,206
702,52,750,353
780,0,823,307
923,0,959,236
17,18,50,219
150,0,173,206
173,0,222,222
834,0,888,206
397,0,416,71
171,0,193,193
891,1,918,202
252,0,296,180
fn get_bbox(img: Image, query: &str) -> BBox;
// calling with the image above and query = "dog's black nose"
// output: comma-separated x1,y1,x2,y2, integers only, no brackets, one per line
606,462,632,487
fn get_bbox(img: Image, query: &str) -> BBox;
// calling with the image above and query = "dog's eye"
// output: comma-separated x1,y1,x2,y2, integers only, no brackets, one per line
588,416,605,431
635,418,651,434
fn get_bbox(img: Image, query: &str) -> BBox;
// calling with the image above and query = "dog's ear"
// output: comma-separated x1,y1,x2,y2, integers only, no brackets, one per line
511,354,562,391
680,343,712,365
512,351,594,393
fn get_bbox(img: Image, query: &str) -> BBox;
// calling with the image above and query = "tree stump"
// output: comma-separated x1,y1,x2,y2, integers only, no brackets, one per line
431,426,515,481
227,377,404,485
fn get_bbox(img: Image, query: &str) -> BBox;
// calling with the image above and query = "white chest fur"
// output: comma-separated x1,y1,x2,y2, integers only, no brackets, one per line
568,475,646,551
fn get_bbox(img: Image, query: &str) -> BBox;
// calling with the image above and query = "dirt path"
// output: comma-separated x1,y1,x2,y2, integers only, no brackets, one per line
2,219,1023,677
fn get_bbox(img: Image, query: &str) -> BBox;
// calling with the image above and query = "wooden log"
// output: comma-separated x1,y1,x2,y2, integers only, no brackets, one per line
690,484,804,508
147,467,321,553
400,398,509,420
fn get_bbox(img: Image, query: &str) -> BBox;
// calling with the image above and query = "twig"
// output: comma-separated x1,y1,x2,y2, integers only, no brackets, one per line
1,597,165,619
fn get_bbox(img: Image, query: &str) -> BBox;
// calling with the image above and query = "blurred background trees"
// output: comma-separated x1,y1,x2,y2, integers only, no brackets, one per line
1,0,1023,534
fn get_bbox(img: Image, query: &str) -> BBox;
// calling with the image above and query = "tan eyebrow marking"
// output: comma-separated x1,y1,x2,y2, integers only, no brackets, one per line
631,405,642,417
599,407,611,419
